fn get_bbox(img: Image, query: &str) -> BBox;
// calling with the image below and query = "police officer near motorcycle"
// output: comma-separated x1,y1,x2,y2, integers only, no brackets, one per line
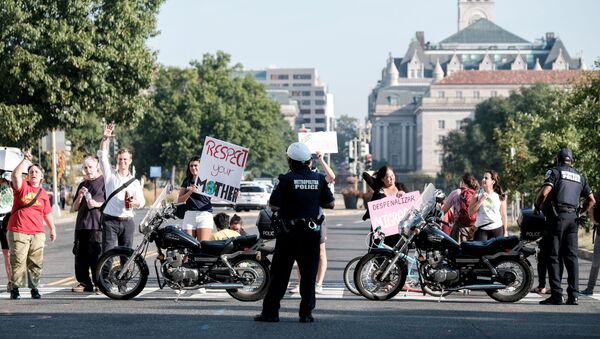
535,148,595,305
254,142,334,323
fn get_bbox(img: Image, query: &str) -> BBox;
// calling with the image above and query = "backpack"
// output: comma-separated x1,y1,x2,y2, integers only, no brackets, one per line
456,187,476,227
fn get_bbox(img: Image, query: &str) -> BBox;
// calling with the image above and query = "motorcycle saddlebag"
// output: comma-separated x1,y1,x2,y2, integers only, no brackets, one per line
256,208,277,240
518,209,546,241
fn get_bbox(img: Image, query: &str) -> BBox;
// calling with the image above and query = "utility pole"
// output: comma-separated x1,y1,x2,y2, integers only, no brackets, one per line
51,130,60,217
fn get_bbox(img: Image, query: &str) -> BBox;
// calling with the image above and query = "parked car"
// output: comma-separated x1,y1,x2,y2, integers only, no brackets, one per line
234,182,271,212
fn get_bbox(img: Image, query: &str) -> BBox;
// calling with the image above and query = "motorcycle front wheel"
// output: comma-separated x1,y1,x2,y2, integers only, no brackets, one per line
486,259,534,303
343,256,362,296
226,257,270,302
354,253,407,301
95,248,149,300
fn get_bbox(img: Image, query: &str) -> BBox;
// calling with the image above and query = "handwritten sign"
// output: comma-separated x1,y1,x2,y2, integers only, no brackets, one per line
367,191,420,236
198,137,249,203
298,131,338,154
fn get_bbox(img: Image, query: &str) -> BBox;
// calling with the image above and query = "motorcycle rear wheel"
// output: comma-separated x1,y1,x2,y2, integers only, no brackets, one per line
95,248,149,300
354,253,407,301
226,257,270,302
486,259,533,303
343,256,362,296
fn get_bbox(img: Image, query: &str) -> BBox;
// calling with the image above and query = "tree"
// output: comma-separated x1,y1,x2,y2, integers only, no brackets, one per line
496,84,574,197
440,96,512,183
132,52,294,181
441,84,562,192
0,0,163,146
563,63,600,189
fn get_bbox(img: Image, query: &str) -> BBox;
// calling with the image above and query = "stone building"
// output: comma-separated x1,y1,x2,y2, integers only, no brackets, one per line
368,0,585,177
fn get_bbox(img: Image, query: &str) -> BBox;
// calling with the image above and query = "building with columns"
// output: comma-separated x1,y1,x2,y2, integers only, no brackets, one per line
368,0,585,177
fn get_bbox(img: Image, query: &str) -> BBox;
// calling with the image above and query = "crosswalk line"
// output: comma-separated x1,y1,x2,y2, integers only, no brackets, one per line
1,287,599,303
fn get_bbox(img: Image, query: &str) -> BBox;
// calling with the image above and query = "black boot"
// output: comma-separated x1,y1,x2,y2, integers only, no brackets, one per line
10,288,20,300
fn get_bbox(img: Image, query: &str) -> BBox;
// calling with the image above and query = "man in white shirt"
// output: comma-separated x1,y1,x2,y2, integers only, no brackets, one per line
98,123,145,252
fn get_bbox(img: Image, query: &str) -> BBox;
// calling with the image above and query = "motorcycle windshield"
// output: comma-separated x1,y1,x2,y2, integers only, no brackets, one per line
139,183,172,232
398,183,437,235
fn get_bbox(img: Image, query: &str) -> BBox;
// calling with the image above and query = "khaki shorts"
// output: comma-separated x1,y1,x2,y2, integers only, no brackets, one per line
181,211,214,231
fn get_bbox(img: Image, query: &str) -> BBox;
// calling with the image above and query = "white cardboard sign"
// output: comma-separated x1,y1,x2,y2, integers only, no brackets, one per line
197,137,249,203
297,131,338,154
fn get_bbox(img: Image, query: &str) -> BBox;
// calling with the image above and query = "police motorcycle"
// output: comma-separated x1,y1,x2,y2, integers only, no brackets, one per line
95,184,271,301
354,183,538,302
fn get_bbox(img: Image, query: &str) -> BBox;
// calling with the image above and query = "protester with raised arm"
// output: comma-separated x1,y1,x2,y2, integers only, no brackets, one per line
7,150,55,300
98,123,145,253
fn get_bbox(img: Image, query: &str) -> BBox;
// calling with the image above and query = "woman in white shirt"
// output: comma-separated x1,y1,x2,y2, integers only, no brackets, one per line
468,170,508,241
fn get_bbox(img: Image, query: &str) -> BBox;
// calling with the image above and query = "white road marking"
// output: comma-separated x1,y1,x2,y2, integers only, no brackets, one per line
1,287,599,303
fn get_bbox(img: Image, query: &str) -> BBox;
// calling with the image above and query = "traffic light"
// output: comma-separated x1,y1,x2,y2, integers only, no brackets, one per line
359,141,369,158
365,154,373,170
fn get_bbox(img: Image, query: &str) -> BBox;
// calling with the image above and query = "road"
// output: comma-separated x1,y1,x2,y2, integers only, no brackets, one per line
1,208,600,338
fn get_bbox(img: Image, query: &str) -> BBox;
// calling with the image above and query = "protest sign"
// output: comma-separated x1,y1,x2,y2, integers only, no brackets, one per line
197,137,249,203
367,191,420,236
298,131,338,154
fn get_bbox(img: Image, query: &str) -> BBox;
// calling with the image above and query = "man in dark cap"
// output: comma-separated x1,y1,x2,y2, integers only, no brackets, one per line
535,148,595,305
254,142,334,323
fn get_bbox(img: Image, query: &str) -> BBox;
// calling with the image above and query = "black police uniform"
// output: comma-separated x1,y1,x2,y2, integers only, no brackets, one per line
260,167,334,319
542,163,591,301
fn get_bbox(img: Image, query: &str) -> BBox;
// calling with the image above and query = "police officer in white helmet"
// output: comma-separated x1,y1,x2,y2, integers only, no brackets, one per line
255,142,334,323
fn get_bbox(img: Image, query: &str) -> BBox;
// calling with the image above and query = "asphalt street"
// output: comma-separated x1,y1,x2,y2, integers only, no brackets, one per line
1,208,600,338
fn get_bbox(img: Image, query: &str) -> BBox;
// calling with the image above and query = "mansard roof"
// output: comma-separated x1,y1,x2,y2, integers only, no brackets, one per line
439,19,530,45
436,70,584,85
543,39,580,69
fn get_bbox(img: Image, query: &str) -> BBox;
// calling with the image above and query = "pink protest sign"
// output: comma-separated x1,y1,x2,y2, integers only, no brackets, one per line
367,191,420,236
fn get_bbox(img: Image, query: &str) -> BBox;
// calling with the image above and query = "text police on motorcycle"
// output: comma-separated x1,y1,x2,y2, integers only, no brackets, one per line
255,142,334,323
535,148,595,305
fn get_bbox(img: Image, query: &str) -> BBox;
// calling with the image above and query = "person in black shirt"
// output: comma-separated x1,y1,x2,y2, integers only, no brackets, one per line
71,156,105,293
178,156,214,241
254,142,334,323
535,148,595,305
362,166,407,247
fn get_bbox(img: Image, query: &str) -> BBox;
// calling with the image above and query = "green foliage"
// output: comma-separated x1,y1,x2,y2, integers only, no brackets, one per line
442,68,600,201
497,84,576,196
440,96,511,183
562,64,600,189
0,0,163,147
132,52,293,181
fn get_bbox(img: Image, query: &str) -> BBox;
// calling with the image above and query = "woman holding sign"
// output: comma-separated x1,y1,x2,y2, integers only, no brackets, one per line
178,156,214,241
362,166,407,247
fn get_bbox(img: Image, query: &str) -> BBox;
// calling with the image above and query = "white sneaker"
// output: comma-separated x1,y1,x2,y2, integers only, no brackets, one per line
290,285,300,294
315,284,323,294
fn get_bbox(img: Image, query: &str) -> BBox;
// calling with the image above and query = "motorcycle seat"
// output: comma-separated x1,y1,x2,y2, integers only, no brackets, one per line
200,239,235,255
233,235,259,249
460,236,519,256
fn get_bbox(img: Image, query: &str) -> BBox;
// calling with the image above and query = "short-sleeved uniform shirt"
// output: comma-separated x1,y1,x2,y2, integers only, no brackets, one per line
542,164,592,210
269,168,334,221
7,180,51,235
73,176,106,231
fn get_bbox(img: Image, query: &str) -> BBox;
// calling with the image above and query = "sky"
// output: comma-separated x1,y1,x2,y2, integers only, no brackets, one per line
147,0,600,121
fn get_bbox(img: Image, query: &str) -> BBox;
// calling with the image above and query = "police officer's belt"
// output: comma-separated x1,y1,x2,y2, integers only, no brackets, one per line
555,205,577,214
286,218,313,227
